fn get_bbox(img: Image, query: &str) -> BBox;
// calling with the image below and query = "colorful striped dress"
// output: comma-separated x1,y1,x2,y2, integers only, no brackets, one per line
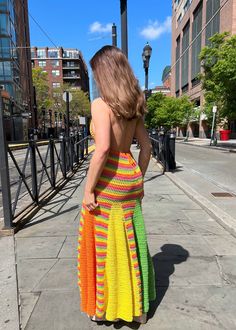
77,128,156,323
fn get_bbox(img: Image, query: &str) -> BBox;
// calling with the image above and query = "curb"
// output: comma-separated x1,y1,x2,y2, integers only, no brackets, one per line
177,141,236,153
165,170,236,238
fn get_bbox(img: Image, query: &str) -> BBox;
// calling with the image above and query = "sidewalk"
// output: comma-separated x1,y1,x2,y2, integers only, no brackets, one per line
177,137,236,152
2,146,236,329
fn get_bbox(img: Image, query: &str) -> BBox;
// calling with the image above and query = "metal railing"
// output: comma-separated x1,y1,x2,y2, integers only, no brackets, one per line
0,131,90,230
150,129,176,173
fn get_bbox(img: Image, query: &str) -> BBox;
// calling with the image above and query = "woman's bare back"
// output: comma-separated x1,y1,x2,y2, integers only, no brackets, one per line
92,98,138,153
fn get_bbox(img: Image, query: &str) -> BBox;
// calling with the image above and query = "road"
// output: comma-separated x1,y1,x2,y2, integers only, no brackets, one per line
176,143,236,194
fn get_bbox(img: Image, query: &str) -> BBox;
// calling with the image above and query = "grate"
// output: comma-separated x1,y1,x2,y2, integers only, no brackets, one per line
211,192,236,198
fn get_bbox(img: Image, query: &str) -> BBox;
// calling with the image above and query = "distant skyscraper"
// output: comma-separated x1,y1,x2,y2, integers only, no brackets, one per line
91,75,100,100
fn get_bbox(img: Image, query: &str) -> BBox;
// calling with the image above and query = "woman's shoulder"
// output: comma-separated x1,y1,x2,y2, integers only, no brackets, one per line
91,97,110,115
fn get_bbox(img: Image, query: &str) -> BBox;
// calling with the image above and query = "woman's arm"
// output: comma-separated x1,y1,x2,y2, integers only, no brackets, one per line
84,98,111,211
134,117,152,177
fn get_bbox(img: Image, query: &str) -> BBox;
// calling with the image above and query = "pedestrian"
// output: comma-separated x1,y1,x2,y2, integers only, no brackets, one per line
77,45,156,324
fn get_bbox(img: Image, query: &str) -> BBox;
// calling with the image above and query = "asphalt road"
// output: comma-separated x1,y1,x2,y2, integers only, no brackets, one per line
176,143,236,194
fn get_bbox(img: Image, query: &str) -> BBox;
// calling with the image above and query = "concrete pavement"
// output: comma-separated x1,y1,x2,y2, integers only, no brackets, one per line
1,145,236,329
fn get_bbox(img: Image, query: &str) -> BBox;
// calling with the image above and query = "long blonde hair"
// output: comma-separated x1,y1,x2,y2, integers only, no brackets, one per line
90,46,146,120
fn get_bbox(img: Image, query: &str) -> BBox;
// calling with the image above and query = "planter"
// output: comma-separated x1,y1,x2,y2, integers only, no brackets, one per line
219,130,231,141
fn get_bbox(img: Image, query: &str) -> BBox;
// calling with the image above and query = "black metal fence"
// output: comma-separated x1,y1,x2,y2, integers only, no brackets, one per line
0,132,90,230
149,129,176,173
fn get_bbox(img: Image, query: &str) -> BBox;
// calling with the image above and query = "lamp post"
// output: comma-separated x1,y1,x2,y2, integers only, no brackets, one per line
142,42,152,99
120,0,128,57
48,109,52,128
55,111,58,137
42,107,46,138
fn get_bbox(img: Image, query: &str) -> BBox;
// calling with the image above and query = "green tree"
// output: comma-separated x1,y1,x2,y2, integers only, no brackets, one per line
199,32,236,126
51,84,90,125
32,67,52,112
146,93,194,130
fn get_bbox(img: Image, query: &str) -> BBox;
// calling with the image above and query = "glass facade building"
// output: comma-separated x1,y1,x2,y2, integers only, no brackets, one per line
0,0,33,140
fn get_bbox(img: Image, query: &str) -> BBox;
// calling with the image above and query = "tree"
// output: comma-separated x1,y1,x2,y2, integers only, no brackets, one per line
32,67,52,112
51,84,90,125
199,32,236,126
146,93,194,130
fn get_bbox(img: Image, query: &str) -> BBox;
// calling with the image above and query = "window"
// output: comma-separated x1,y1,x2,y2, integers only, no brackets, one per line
175,36,180,93
48,50,59,58
52,82,61,88
0,13,8,34
181,21,190,89
191,2,203,81
52,70,60,76
63,50,79,59
205,0,220,45
37,49,46,58
0,37,10,58
51,60,59,67
38,60,46,67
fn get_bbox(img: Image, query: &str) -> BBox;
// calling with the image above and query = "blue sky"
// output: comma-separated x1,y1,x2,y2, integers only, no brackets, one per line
28,0,172,91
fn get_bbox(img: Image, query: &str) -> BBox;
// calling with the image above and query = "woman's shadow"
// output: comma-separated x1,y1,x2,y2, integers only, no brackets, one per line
148,244,189,320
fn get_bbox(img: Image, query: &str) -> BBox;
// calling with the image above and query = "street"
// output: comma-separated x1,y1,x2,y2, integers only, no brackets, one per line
176,143,236,194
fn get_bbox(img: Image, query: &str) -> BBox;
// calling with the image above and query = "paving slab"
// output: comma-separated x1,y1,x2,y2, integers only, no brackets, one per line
15,236,66,258
11,147,236,329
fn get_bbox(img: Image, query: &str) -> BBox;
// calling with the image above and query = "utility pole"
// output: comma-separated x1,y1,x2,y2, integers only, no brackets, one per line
120,0,128,57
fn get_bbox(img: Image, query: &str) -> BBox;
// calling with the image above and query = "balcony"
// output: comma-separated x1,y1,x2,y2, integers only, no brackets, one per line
63,74,81,79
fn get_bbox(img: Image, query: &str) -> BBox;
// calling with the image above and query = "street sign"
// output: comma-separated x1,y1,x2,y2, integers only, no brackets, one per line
212,106,217,113
63,92,72,102
79,116,86,125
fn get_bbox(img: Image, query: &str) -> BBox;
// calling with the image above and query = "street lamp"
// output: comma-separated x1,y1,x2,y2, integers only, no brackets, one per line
48,109,52,128
41,106,46,138
120,0,128,57
54,111,58,137
142,42,152,99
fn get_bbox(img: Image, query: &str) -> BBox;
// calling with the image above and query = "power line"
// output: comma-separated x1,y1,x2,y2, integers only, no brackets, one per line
28,11,58,49
171,0,230,71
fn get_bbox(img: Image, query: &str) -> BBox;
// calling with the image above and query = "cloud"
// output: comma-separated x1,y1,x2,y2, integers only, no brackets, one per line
140,17,172,40
89,21,113,34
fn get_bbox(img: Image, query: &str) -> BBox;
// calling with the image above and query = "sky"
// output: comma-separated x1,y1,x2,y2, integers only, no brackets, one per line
28,0,172,92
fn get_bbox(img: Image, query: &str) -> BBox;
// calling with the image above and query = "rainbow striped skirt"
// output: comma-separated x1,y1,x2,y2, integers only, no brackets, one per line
77,150,156,322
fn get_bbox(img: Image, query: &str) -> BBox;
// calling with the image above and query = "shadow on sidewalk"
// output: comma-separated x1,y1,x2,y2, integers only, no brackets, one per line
148,244,189,320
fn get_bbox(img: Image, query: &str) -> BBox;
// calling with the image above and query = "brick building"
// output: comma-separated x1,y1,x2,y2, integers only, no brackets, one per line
0,0,34,140
171,0,236,137
31,47,89,95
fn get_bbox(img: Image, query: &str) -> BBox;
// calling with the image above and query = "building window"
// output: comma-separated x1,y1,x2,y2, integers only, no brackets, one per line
48,50,59,58
52,82,61,88
51,60,59,67
0,13,8,34
191,2,203,81
38,60,46,67
205,0,220,45
175,36,180,93
63,50,79,59
52,70,60,76
37,49,46,58
181,21,190,89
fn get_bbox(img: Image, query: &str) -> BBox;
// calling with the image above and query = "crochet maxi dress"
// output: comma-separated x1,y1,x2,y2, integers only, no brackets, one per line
77,124,156,323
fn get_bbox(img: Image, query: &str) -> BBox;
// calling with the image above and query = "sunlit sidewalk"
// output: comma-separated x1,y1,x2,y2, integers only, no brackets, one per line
3,145,236,329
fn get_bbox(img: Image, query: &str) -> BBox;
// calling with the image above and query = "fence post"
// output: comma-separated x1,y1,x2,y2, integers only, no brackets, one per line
61,135,67,179
29,137,38,204
49,137,56,188
0,94,13,228
70,134,74,170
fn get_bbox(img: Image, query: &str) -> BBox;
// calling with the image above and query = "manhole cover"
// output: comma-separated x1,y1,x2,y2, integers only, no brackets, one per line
212,192,235,198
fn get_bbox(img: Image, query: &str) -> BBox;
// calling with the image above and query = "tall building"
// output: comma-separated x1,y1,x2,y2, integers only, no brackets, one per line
31,47,89,95
0,0,34,140
171,0,236,137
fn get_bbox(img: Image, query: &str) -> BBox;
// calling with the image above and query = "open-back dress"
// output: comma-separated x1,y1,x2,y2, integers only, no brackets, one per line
77,120,156,323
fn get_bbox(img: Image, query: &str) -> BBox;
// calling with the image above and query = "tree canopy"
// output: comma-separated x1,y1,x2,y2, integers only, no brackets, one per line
146,93,194,129
32,67,52,112
199,32,236,126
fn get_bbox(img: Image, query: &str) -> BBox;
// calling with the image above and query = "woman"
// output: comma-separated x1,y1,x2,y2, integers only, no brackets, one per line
77,45,156,324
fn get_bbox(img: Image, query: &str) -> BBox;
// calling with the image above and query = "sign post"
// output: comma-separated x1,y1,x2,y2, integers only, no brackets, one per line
63,91,72,137
210,105,217,146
